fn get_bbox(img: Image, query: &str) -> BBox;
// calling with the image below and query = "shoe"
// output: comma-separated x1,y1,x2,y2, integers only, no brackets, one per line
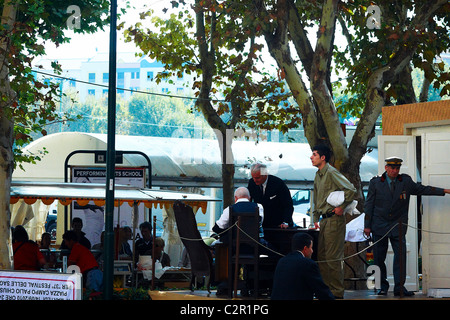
394,290,414,297
377,289,388,295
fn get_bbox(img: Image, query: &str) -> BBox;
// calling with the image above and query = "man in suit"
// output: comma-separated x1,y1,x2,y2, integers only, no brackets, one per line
364,156,450,296
247,163,294,229
271,232,334,300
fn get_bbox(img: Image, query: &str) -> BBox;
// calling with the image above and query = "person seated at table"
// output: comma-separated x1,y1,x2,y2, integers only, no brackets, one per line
12,225,47,271
271,233,334,300
213,187,276,296
91,231,104,270
213,187,273,253
60,217,91,250
135,221,153,267
154,237,171,268
40,232,57,268
118,226,133,260
63,230,103,292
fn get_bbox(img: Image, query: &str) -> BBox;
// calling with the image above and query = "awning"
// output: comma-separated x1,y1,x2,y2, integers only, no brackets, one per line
10,181,220,214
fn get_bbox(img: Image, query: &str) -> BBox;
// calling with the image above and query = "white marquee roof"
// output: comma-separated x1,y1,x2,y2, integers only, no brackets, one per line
13,132,379,188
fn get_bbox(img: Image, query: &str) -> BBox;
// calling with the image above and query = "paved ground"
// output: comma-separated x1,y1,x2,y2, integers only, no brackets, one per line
149,289,450,300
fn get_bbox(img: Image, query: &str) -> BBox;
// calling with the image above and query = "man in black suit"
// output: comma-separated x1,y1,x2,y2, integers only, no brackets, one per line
271,232,334,300
247,163,294,229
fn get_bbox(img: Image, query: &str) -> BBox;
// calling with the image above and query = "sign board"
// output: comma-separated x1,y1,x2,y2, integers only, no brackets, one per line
0,271,82,300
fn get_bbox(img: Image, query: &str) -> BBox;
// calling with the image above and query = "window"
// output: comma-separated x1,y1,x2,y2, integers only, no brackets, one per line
88,73,95,83
161,88,168,93
131,72,140,79
147,71,154,81
102,73,109,83
88,89,95,95
103,89,108,95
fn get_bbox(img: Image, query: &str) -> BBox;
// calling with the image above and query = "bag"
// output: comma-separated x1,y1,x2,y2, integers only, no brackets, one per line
326,191,360,215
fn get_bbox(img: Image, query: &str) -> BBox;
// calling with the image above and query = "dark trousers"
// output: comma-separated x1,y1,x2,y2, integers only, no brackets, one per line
372,227,407,293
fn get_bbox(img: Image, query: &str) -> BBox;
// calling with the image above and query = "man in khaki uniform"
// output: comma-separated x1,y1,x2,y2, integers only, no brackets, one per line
311,145,356,299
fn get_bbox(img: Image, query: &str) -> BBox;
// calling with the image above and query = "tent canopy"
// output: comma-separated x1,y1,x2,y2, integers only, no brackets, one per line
12,132,379,188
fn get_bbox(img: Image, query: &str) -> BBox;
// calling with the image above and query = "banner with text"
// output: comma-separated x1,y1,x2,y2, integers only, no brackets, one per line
0,271,82,300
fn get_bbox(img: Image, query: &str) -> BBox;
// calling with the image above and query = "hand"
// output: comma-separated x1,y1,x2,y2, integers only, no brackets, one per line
333,206,344,216
279,223,289,229
314,222,320,229
364,228,371,237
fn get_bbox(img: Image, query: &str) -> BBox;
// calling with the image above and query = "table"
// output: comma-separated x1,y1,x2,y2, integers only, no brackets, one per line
135,268,192,289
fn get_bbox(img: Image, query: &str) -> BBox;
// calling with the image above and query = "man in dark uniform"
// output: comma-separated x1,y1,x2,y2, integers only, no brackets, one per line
247,163,294,229
364,156,450,296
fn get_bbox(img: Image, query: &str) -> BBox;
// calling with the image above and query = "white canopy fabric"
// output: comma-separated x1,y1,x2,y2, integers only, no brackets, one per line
12,132,379,188
10,181,218,212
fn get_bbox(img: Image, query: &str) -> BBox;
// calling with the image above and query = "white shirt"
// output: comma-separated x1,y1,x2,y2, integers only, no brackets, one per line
216,198,264,229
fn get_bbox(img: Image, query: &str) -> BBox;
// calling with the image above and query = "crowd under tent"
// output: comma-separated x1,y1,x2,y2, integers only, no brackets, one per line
10,181,218,240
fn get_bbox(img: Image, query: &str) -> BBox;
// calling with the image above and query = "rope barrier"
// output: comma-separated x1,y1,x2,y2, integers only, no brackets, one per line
146,214,450,265
169,220,450,264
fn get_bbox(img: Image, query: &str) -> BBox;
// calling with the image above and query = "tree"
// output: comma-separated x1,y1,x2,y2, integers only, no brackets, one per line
0,0,110,269
253,0,449,203
123,0,288,207
43,87,212,137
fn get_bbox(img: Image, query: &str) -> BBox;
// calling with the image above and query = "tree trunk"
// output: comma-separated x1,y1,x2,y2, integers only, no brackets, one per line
0,2,17,269
310,0,348,169
0,116,14,269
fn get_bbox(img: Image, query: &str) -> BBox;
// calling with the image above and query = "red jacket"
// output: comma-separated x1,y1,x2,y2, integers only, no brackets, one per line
68,242,98,273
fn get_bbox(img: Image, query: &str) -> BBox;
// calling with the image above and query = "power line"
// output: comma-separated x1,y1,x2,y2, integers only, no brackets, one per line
35,69,293,103
34,69,201,101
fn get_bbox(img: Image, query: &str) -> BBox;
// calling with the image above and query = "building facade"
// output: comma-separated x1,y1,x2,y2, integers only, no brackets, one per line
33,51,194,102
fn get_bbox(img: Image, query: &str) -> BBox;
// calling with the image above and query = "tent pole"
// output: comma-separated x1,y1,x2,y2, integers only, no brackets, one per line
103,0,117,300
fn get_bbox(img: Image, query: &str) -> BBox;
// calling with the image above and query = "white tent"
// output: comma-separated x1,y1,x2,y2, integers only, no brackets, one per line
13,132,379,188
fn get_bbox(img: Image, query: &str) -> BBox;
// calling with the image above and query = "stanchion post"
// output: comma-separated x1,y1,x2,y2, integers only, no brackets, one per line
233,217,241,299
151,215,156,290
399,219,404,298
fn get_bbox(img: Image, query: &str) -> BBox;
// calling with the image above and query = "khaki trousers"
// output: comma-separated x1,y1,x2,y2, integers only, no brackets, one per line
317,214,345,298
